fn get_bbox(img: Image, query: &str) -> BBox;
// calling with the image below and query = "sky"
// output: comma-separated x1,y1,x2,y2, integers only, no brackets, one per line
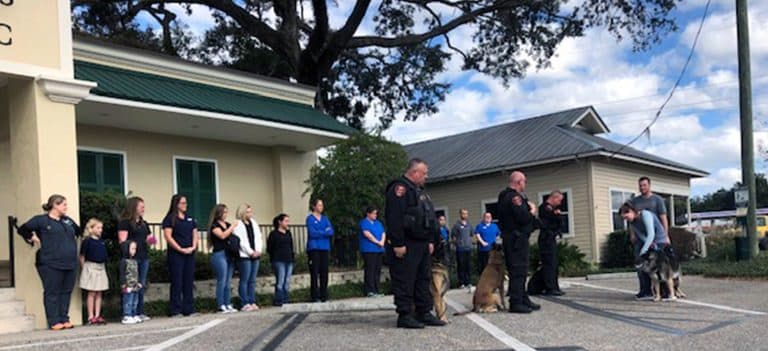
140,0,768,197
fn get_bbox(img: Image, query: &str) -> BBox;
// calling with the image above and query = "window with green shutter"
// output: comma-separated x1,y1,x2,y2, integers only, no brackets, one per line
77,150,125,194
175,158,217,229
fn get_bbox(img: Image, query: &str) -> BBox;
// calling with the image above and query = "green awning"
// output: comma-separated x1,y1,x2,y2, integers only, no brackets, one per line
74,60,354,135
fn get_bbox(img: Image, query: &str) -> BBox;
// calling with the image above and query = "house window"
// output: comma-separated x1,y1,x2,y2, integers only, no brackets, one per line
482,201,499,221
673,195,690,227
611,190,635,231
77,150,125,194
175,158,217,229
539,189,573,236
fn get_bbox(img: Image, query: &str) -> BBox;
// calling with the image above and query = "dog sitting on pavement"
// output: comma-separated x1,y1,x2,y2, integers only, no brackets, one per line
455,244,506,314
635,248,686,302
431,233,451,322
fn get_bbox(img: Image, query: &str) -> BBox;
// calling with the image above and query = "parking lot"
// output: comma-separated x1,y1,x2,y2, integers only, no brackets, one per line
0,275,766,351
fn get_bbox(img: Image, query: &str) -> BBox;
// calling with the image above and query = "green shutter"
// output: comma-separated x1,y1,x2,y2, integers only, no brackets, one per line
175,159,217,229
78,150,124,194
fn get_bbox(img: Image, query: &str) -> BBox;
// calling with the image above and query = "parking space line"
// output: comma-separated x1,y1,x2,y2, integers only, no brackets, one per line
144,318,226,351
570,282,767,316
240,314,294,351
0,326,195,350
262,313,308,351
444,297,536,351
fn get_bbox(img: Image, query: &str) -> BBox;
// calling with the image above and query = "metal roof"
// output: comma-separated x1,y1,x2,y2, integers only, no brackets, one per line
404,106,709,182
74,60,355,135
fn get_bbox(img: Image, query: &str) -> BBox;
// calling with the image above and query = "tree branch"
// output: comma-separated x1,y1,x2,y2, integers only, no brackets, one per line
347,0,521,48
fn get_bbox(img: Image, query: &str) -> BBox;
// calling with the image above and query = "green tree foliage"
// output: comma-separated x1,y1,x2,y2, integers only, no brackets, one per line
304,133,407,263
691,173,768,212
71,0,682,130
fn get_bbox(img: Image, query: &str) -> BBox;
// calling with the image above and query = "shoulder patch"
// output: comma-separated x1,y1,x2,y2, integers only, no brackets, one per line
395,184,406,197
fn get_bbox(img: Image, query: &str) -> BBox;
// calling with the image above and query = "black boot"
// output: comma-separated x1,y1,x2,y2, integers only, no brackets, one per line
508,304,532,314
416,312,447,327
523,296,541,311
397,314,425,329
550,290,565,296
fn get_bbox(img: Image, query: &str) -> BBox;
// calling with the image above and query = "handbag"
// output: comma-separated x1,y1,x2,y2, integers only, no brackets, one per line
225,234,241,258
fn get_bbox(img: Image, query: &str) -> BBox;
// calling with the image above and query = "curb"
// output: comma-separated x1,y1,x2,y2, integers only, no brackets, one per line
585,272,636,280
279,300,396,314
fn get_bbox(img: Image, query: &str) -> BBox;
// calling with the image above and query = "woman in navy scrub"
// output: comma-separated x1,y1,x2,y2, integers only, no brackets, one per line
18,194,82,330
162,194,199,317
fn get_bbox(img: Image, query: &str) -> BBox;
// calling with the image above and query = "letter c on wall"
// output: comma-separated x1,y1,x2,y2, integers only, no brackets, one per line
0,23,10,46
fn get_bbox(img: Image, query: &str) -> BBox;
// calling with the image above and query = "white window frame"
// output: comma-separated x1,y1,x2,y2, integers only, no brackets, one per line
480,198,498,222
609,187,636,232
538,188,575,238
434,206,449,224
77,146,129,195
172,155,221,203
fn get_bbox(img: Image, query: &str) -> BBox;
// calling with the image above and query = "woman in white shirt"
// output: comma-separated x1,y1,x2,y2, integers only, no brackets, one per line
233,203,263,311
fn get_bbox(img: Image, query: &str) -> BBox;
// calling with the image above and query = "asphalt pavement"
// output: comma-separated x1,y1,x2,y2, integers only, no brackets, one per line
1,276,766,351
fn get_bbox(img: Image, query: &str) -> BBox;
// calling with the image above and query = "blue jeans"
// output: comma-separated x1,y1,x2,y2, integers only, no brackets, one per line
211,251,234,307
136,258,149,315
123,291,138,317
272,261,293,305
238,258,260,305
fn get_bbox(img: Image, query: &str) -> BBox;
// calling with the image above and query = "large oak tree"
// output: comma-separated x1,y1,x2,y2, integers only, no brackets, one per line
72,0,682,130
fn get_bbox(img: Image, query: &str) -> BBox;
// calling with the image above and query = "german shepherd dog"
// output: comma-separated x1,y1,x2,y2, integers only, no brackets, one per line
454,244,506,314
636,248,686,302
431,261,450,322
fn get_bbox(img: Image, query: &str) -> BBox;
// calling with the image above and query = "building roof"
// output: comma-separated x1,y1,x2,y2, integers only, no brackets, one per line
74,60,355,135
404,106,708,182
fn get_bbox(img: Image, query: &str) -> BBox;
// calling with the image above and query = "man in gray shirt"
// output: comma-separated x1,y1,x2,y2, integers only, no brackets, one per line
451,209,473,289
630,176,671,300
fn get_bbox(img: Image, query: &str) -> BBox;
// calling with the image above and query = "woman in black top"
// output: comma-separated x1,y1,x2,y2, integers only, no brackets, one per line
17,194,82,330
162,194,199,317
208,204,239,313
117,196,153,321
267,214,294,306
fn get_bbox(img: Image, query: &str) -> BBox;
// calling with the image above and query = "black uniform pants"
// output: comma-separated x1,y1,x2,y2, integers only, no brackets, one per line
36,264,76,327
389,240,432,316
168,251,196,316
308,250,329,301
363,252,383,295
456,250,471,286
502,231,530,305
477,250,489,276
538,231,559,291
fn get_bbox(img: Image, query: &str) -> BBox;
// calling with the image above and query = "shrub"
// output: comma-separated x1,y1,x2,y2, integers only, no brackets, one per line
705,232,738,262
603,230,634,268
79,191,127,241
530,241,591,277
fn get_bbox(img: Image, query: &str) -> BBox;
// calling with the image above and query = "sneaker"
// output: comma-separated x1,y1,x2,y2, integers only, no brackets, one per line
121,317,137,325
241,305,253,312
367,292,376,298
663,296,678,302
133,316,144,323
251,304,260,311
459,285,467,289
138,315,151,322
227,304,237,313
218,305,229,314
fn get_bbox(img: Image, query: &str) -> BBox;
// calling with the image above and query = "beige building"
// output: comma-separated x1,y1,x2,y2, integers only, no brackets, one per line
405,107,707,263
0,0,350,331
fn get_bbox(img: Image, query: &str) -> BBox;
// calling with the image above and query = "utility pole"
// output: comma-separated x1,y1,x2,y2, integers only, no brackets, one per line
736,0,758,258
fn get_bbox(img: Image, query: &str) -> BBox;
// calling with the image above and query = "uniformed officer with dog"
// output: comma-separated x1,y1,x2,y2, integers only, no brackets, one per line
385,158,446,328
497,171,541,313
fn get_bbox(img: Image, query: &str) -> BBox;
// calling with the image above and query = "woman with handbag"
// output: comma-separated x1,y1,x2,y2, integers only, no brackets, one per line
208,204,239,313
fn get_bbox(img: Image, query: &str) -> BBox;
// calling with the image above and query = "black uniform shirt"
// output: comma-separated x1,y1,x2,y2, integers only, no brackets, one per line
385,176,438,247
538,202,561,235
18,214,81,270
497,188,536,235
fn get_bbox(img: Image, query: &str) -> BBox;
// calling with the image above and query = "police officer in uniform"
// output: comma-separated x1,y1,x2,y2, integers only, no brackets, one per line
538,190,565,296
497,171,541,313
385,158,446,329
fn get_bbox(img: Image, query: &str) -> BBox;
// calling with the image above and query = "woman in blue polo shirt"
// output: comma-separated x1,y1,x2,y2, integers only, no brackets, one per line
306,198,334,302
359,207,386,297
17,194,81,330
474,212,500,275
162,194,199,317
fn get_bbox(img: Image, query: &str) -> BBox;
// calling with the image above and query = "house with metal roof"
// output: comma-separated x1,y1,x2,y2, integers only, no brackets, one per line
0,2,351,331
404,106,708,263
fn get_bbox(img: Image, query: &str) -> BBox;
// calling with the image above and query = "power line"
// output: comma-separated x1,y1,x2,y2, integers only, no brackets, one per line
606,0,712,158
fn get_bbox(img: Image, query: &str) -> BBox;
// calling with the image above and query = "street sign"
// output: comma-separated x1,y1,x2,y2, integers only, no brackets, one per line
735,187,749,208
